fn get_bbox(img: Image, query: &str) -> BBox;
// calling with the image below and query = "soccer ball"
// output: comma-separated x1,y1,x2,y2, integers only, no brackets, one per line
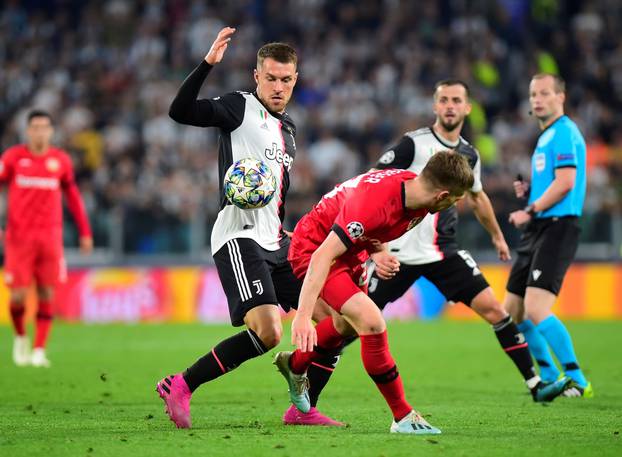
224,158,277,209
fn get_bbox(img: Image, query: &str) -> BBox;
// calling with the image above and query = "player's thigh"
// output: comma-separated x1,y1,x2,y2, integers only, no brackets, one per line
505,252,532,299
524,286,557,324
368,263,421,311
4,239,37,288
424,251,489,306
34,239,65,288
527,218,580,296
503,291,525,322
213,238,278,327
320,265,367,314
269,244,303,313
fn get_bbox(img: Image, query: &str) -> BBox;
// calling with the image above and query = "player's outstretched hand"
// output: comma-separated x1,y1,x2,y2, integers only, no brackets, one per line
492,234,511,261
79,236,93,254
291,315,317,353
370,251,400,280
204,27,236,65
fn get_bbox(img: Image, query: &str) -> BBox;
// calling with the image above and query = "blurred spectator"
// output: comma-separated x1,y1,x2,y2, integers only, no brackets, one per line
1,0,621,255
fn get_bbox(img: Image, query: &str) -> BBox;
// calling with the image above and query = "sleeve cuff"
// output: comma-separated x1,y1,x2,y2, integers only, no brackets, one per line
331,224,354,249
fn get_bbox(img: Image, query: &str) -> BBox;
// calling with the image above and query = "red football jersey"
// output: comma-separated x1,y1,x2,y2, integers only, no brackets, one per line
0,144,91,240
293,168,428,268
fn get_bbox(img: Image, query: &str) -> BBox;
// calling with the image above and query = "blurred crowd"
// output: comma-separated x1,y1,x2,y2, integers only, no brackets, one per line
1,0,621,254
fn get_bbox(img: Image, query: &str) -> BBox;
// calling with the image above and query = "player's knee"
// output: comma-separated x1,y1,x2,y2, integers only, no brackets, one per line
9,290,28,305
254,324,283,349
332,315,356,337
474,300,507,324
36,286,54,301
357,317,386,335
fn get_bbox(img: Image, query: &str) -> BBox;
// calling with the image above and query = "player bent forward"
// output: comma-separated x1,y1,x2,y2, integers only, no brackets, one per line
274,151,472,434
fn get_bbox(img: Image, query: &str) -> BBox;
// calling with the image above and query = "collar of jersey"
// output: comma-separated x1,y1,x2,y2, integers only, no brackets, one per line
430,126,460,149
540,114,566,134
23,145,53,158
253,91,287,119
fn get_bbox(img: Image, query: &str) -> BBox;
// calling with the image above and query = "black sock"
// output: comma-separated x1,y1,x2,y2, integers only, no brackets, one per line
492,316,537,382
183,329,267,392
307,335,358,407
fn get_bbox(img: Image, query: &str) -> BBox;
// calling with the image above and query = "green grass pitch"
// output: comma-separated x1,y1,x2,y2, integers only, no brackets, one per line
1,320,621,457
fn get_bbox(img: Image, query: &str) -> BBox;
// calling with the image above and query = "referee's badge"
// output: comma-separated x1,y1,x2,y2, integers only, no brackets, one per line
46,157,60,172
534,153,545,172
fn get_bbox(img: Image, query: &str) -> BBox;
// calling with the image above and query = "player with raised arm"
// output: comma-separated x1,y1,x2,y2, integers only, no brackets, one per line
505,73,592,398
288,80,570,425
156,27,336,428
1,110,93,367
274,151,473,434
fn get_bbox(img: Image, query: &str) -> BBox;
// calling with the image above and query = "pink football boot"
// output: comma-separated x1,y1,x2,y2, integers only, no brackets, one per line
156,374,192,428
282,405,345,427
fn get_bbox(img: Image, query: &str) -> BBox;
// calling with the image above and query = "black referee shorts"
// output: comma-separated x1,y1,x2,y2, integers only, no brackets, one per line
506,216,580,297
213,237,301,327
368,250,490,310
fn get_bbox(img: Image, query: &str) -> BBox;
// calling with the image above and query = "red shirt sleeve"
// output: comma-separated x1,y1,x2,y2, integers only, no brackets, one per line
61,153,92,238
331,185,386,249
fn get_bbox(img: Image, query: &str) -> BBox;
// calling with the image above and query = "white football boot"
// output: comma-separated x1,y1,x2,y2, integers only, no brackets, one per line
30,348,51,368
390,410,442,435
13,335,31,367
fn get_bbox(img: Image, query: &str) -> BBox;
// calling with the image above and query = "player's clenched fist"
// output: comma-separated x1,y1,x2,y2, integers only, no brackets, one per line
204,27,236,65
371,251,400,280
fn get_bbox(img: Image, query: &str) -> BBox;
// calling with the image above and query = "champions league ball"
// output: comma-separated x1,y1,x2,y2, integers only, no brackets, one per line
224,158,277,209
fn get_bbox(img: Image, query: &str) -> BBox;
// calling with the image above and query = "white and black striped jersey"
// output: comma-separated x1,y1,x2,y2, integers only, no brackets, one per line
375,127,482,264
169,61,296,255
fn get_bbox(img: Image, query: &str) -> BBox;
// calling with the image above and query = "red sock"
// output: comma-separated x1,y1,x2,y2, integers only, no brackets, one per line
290,317,344,374
34,300,53,349
360,331,412,421
9,301,26,336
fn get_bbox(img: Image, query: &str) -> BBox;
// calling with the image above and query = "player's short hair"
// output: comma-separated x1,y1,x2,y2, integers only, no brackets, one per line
27,110,53,125
421,151,474,196
257,42,298,69
531,73,566,93
433,79,471,99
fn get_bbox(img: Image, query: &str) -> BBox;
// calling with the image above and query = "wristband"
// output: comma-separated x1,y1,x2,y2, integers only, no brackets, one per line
524,204,536,216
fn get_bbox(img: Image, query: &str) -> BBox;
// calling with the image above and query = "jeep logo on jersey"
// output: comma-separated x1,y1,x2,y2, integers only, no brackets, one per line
378,150,395,164
265,143,294,171
347,221,364,239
